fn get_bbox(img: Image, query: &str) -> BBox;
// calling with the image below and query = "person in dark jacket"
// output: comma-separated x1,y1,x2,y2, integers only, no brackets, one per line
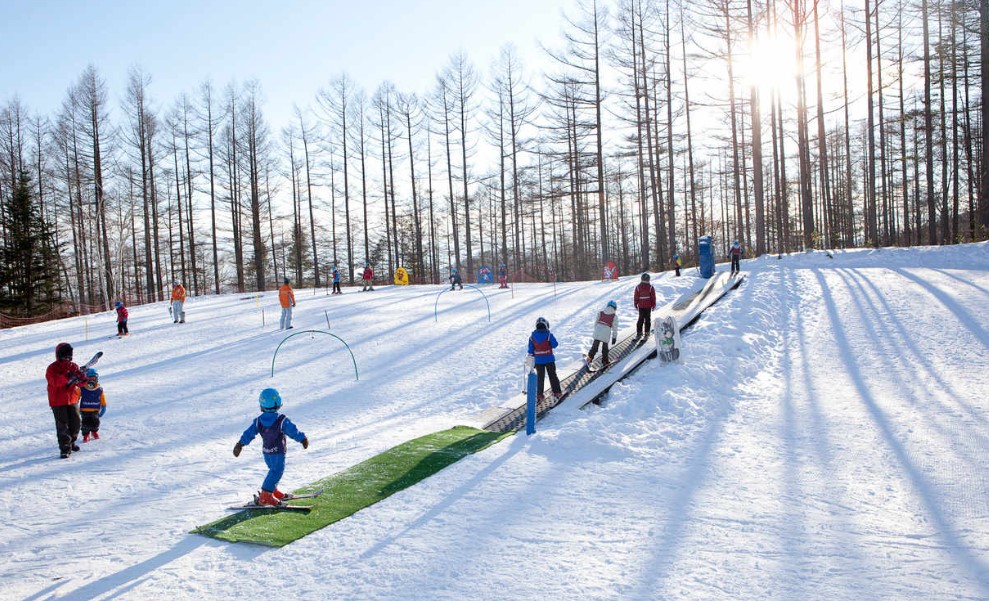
233,388,309,506
527,317,563,401
633,273,657,338
45,342,87,458
449,268,463,290
728,240,742,274
115,300,129,336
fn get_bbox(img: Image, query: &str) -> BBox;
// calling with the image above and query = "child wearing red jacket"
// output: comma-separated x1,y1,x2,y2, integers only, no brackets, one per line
115,300,129,336
633,273,657,338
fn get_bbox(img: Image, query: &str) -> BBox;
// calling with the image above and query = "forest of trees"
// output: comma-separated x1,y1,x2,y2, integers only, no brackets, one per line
1,0,987,317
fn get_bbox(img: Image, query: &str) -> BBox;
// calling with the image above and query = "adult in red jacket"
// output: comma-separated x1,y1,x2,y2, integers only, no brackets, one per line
362,264,375,292
633,273,657,338
46,342,87,458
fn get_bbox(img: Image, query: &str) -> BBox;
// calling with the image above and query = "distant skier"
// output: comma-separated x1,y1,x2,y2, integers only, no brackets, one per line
449,268,463,290
362,263,374,292
585,300,619,368
79,368,107,443
278,278,296,330
633,273,657,338
498,264,508,289
114,300,129,336
331,266,342,295
527,317,563,401
671,253,682,277
728,240,742,274
45,343,86,458
233,388,309,507
170,280,186,323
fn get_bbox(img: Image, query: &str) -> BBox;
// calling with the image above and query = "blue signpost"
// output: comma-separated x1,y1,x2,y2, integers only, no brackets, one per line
526,371,537,435
699,235,714,278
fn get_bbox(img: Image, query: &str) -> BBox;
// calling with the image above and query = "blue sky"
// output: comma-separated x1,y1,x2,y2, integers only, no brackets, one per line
1,0,576,127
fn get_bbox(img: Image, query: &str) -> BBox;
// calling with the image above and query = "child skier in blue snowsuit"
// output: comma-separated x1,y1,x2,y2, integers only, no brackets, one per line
527,317,563,400
233,388,309,506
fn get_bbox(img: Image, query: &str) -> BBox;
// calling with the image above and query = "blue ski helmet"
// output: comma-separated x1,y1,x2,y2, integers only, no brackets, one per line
535,317,550,330
86,368,99,381
259,388,282,412
114,300,123,308
607,300,617,310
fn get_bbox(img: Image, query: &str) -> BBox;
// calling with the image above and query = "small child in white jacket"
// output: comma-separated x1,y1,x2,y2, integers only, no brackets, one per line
586,300,619,367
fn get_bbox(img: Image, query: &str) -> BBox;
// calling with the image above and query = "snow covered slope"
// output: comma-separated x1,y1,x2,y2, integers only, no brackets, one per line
2,245,989,600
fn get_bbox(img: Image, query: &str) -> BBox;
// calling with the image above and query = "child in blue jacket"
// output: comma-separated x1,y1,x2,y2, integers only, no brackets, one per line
527,317,563,401
79,368,107,442
233,388,309,506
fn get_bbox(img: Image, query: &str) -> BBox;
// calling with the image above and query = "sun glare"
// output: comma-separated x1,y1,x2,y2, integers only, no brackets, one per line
741,34,798,94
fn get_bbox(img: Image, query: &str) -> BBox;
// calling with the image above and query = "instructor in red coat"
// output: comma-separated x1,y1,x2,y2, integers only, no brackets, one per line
46,342,88,458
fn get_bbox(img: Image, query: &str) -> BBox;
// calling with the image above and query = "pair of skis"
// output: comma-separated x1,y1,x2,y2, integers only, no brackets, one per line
67,351,103,386
227,489,324,511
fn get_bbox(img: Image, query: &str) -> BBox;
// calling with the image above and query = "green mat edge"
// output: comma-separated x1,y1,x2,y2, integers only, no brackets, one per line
191,425,513,546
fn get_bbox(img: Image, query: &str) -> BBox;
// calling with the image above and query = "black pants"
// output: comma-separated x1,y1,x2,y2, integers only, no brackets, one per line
332,282,341,294
535,362,561,397
674,265,681,276
587,340,611,363
81,411,101,435
636,307,652,336
730,256,740,273
117,319,128,335
51,405,80,454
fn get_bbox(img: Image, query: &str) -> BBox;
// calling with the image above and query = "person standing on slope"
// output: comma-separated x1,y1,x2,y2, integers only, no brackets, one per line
233,388,309,506
671,252,682,277
527,317,563,401
728,240,742,274
362,263,374,292
114,300,129,336
331,266,342,295
633,273,657,338
585,300,619,367
278,278,296,330
170,280,186,323
79,368,107,443
449,268,463,290
45,343,87,458
498,264,508,289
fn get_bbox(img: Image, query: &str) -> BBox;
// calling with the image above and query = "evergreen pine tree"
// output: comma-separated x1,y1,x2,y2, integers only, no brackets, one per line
1,171,61,315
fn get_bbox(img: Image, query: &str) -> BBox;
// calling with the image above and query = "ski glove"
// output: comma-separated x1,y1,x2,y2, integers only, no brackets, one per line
233,442,243,457
99,406,106,417
611,337,617,345
301,437,309,449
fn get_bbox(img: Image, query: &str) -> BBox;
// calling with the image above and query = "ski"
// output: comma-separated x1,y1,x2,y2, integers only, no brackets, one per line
280,489,323,501
227,502,314,511
68,351,103,385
